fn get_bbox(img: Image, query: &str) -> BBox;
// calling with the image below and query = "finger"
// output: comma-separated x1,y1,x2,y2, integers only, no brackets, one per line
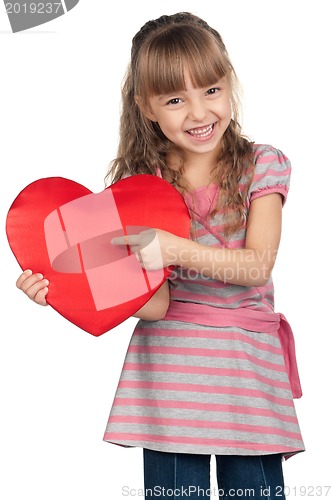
18,273,45,293
34,287,49,306
24,279,49,301
139,229,157,245
140,237,164,270
111,236,126,245
111,234,142,246
135,252,142,263
129,245,141,254
16,269,33,289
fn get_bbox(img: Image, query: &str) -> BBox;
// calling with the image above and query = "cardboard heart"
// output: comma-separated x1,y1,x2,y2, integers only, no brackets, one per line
6,175,190,335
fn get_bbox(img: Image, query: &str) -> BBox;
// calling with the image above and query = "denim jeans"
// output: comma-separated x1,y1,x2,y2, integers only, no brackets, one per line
143,449,285,500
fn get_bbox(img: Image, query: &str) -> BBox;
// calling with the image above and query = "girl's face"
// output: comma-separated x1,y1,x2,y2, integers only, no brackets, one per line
142,71,232,164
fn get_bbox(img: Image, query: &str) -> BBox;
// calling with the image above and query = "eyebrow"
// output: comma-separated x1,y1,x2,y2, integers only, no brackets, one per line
157,91,185,101
156,78,226,101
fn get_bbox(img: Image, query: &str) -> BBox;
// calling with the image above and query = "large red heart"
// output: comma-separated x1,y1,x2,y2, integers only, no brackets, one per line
6,175,190,336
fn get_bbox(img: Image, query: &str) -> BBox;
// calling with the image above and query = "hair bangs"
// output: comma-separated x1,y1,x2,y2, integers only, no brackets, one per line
137,26,229,101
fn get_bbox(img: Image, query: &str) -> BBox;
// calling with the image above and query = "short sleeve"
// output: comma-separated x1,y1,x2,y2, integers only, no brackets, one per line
248,145,291,206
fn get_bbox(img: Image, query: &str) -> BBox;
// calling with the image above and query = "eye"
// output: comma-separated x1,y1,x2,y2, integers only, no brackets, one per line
206,87,220,96
166,97,182,106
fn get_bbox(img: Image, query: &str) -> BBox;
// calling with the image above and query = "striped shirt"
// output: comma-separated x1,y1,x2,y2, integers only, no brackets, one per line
103,144,305,457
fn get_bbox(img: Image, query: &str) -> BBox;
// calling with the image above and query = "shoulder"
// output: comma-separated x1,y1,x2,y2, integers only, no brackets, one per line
253,144,291,169
248,144,292,206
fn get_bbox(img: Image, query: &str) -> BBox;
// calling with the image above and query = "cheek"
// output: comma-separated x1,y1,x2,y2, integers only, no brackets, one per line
223,98,232,117
226,95,233,119
159,117,179,136
221,101,233,125
155,122,178,144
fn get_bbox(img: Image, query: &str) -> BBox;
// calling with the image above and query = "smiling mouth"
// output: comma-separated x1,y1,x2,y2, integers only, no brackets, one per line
186,123,215,139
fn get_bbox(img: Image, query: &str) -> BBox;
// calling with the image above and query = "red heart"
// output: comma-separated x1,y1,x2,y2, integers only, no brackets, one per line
6,175,190,336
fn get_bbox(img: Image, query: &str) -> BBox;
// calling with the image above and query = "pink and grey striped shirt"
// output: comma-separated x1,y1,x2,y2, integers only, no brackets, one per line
104,144,305,458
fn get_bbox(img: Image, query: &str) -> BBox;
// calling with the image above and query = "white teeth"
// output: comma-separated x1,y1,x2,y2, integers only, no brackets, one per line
187,124,214,138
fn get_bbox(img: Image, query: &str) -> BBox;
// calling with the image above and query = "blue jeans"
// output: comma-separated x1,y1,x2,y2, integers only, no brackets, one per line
143,449,285,499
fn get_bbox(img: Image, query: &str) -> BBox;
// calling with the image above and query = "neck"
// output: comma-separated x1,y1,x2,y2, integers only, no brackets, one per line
168,151,220,189
168,149,219,172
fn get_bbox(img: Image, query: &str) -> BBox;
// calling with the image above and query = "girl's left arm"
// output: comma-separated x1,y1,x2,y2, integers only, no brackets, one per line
170,192,282,287
112,192,282,287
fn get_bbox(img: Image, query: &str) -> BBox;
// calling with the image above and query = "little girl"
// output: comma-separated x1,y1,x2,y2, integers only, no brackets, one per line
16,12,304,500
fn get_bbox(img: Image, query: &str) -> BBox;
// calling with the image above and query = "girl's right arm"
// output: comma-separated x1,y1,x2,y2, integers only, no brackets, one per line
132,280,170,320
16,270,170,321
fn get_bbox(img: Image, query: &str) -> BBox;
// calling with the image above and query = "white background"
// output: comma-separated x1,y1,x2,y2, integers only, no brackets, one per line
0,1,331,498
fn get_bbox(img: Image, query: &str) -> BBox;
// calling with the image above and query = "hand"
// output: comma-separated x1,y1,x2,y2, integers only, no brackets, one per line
112,228,180,271
16,269,49,306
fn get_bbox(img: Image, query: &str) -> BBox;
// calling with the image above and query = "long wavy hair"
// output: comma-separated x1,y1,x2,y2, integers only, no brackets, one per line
105,12,255,238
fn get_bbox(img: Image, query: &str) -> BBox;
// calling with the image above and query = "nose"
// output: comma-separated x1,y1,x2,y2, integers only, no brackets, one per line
187,98,207,122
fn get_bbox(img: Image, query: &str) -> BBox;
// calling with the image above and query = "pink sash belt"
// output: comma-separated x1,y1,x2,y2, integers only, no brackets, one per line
164,301,302,399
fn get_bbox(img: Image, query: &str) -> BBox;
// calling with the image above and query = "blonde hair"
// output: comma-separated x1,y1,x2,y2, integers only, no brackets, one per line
105,12,255,238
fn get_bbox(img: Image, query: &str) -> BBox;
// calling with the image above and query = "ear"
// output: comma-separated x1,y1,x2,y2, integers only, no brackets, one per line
135,95,158,122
